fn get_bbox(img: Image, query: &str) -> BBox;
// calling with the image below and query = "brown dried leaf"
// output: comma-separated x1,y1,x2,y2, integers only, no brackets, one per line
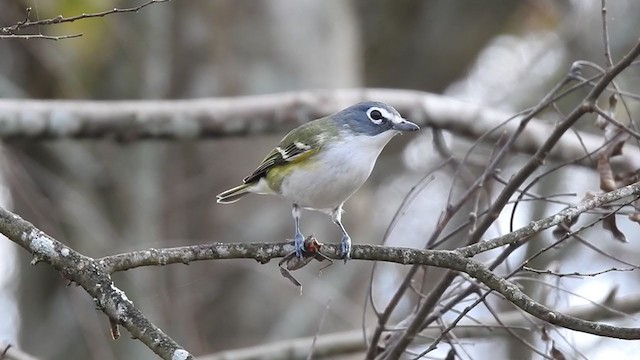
278,236,333,289
610,136,626,157
445,348,456,360
550,344,566,360
552,211,580,240
594,94,630,194
109,318,120,340
279,254,303,288
603,213,627,242
597,156,617,192
541,326,550,342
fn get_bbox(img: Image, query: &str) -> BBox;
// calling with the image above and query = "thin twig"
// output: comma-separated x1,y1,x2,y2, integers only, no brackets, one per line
1,0,170,35
0,34,81,40
459,181,640,257
382,38,640,358
601,0,614,67
3,185,636,346
593,104,640,140
523,266,637,278
308,299,333,360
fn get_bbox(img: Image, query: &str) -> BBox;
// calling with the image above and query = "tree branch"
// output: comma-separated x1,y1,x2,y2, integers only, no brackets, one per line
90,182,639,341
0,34,81,40
381,37,640,357
0,0,170,39
0,208,193,360
100,181,639,275
458,180,640,257
100,239,640,340
3,183,640,357
0,89,637,169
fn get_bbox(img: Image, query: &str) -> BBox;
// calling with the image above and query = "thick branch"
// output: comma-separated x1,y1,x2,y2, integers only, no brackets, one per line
4,184,640,355
90,182,640,342
0,89,637,168
97,241,640,340
0,208,192,360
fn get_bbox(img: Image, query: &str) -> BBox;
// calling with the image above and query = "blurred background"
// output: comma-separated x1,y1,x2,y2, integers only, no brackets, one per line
1,1,640,359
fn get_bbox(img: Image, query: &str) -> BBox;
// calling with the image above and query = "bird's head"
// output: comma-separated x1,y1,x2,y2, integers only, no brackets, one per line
333,101,420,136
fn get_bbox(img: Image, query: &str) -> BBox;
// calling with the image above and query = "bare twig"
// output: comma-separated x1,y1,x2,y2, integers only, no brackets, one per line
459,181,640,257
0,34,81,40
308,299,333,360
1,0,170,39
601,0,614,67
377,66,597,359
0,343,40,360
522,266,637,278
593,104,640,140
380,37,640,358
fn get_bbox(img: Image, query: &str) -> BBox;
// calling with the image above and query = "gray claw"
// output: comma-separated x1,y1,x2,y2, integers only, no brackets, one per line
340,235,351,263
294,232,305,259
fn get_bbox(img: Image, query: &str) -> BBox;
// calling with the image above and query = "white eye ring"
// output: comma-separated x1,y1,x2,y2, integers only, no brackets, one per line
366,107,387,125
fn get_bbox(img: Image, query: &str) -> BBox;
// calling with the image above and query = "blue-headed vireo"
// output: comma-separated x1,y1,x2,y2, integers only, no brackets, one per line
217,102,420,262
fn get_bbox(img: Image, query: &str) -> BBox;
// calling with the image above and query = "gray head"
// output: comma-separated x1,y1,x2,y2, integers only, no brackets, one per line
332,101,420,136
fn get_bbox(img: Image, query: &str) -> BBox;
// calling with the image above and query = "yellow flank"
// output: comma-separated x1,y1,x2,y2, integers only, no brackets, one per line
266,148,319,192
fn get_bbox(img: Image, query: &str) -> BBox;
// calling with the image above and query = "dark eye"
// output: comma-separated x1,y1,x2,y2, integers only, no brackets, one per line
369,110,384,121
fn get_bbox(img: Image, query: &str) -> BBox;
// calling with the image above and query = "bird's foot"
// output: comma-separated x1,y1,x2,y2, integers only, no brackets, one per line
340,234,351,263
294,232,305,259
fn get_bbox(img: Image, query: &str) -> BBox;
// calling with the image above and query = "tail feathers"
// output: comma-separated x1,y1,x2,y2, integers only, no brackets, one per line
217,183,251,204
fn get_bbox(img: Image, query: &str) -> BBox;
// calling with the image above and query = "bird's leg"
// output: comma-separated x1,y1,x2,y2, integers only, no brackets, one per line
331,205,351,263
292,203,305,258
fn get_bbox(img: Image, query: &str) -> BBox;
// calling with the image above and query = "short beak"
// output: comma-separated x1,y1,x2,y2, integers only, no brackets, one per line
393,119,420,132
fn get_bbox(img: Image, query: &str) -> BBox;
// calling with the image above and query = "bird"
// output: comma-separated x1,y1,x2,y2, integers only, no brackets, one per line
217,101,420,262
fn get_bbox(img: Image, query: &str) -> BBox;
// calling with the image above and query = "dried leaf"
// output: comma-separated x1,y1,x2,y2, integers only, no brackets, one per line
445,347,456,360
603,213,627,242
279,255,303,288
550,344,566,360
594,95,631,199
278,236,333,289
109,318,120,340
603,286,619,305
541,326,550,342
597,156,617,192
552,211,579,240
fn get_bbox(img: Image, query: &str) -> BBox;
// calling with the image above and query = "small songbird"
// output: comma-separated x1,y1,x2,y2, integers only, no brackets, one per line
217,101,419,261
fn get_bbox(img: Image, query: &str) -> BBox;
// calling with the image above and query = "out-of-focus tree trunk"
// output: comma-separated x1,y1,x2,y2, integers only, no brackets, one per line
357,0,521,92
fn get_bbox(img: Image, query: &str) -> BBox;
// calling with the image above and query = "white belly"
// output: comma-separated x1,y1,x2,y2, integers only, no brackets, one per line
279,131,397,211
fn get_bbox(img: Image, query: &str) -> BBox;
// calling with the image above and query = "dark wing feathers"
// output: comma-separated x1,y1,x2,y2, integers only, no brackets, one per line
242,148,283,183
242,134,322,184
